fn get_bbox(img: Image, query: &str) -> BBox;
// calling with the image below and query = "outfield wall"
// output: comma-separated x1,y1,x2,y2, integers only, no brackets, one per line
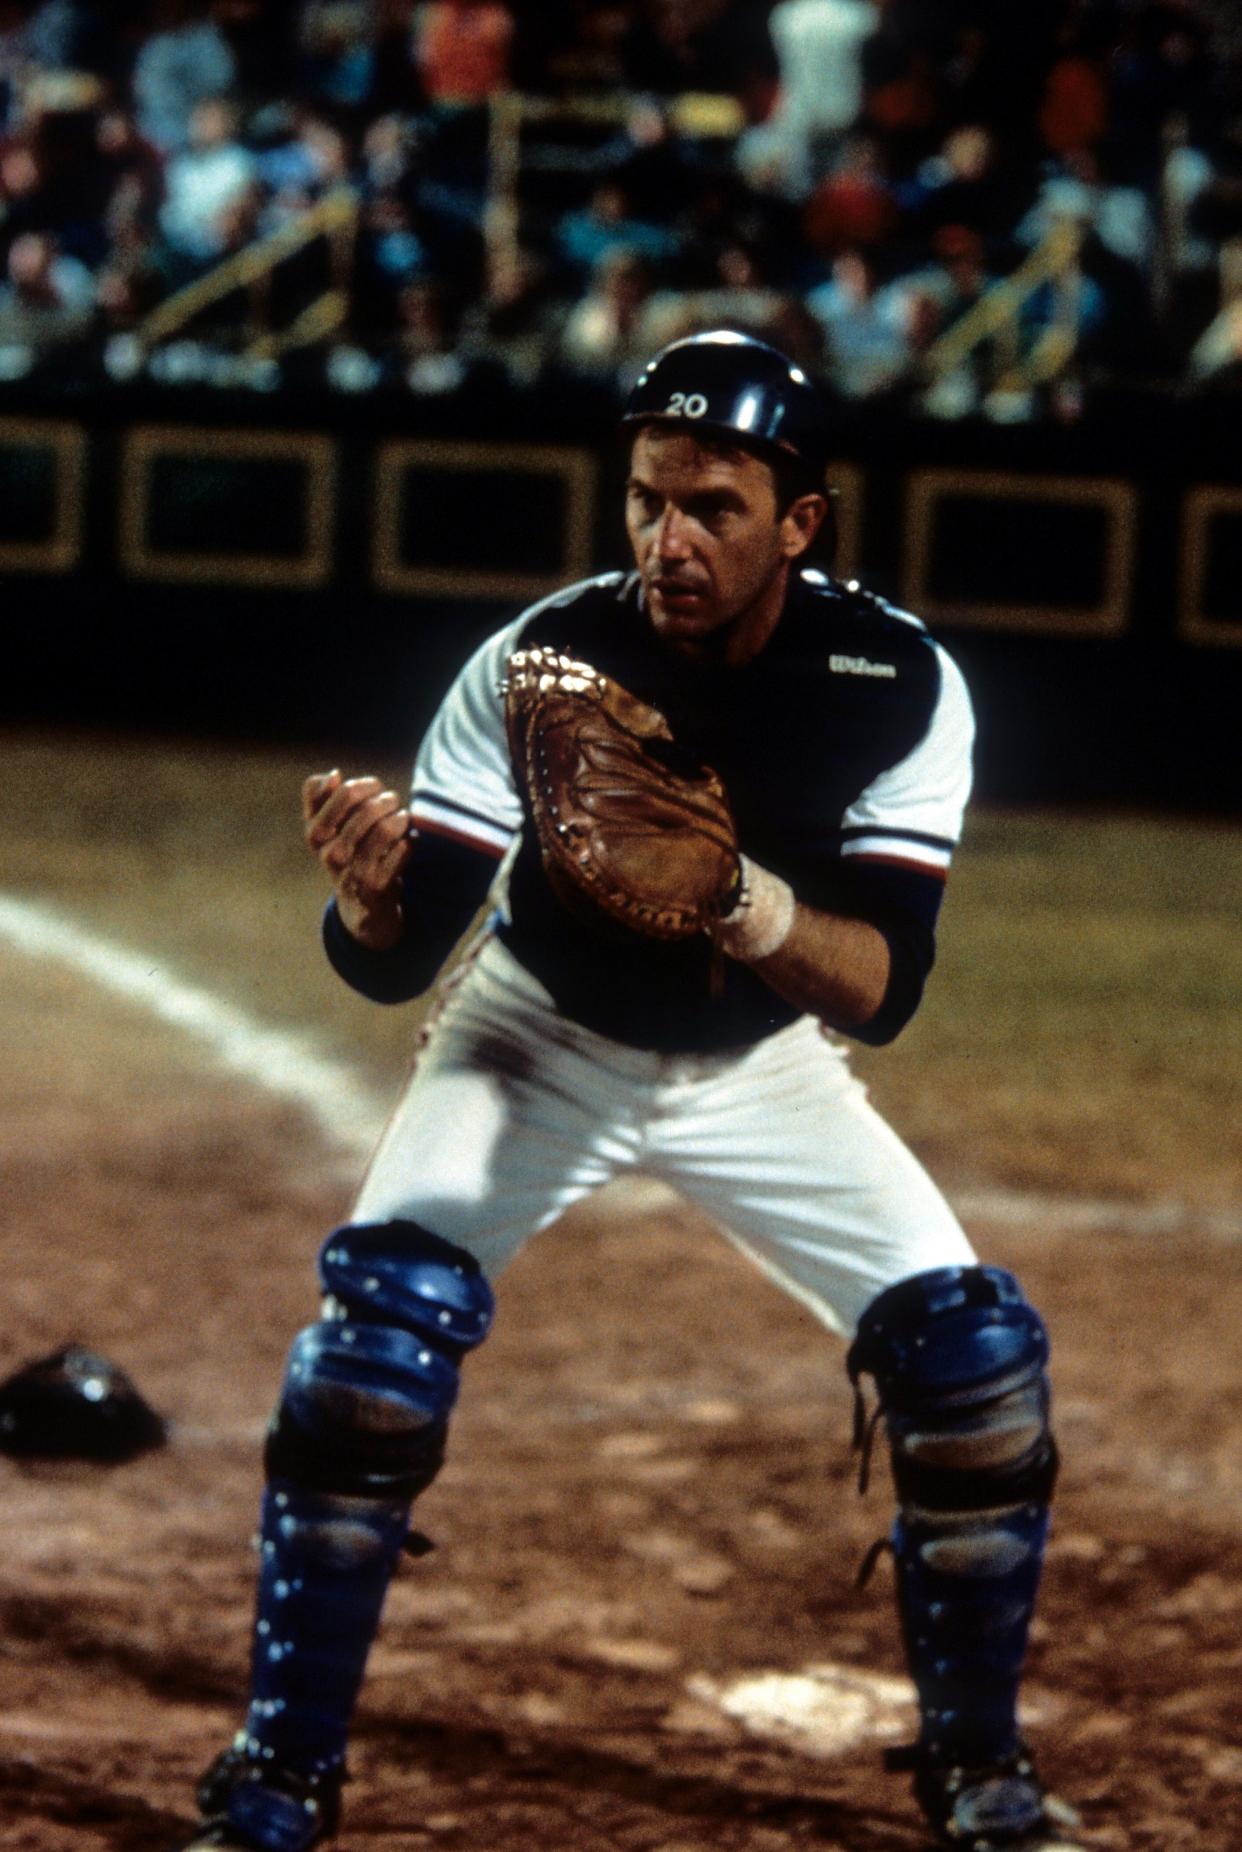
4,377,1239,811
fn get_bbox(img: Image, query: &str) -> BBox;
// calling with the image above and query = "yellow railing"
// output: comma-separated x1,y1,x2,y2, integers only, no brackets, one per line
921,219,1086,392
136,187,359,355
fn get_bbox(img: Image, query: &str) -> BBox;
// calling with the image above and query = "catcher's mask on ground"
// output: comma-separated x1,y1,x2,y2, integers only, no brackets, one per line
0,1345,167,1462
625,424,827,663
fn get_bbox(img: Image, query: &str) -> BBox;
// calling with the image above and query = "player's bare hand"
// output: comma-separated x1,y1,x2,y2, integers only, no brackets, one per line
301,770,412,950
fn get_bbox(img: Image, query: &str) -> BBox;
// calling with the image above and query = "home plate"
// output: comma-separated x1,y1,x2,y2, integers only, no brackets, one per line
688,1662,916,1757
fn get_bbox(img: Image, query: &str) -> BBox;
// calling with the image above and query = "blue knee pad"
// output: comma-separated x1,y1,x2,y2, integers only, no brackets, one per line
847,1265,1058,1764
848,1263,1057,1512
265,1221,495,1502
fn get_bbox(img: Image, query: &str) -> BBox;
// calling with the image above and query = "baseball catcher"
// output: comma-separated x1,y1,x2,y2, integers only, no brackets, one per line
171,332,1082,1852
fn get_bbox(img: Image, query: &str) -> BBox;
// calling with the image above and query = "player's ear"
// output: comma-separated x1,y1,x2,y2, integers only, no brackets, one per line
780,493,829,560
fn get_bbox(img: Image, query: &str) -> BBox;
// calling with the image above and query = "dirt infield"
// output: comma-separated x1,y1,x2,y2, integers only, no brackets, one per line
1,734,1241,1852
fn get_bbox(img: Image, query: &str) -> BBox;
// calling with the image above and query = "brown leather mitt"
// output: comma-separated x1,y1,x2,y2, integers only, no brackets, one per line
502,646,741,939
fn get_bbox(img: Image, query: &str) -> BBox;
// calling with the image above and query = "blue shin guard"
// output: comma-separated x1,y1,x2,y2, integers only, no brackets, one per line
848,1265,1058,1768
239,1482,414,1779
209,1223,494,1842
890,1500,1051,1763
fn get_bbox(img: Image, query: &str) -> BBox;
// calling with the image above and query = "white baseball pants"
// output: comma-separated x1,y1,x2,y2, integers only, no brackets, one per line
351,935,975,1336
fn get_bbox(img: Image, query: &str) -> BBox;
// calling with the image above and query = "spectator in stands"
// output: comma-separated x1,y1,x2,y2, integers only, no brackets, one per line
1186,231,1242,382
95,246,164,333
353,183,427,335
899,220,998,417
210,0,299,110
1106,0,1221,188
0,4,25,131
155,94,259,280
931,6,1063,171
255,104,352,233
132,0,237,154
391,268,507,399
802,130,902,259
414,0,512,107
1015,139,1161,380
1161,117,1221,347
858,0,943,175
912,123,1031,251
1019,146,1156,278
1037,18,1111,163
763,289,830,374
558,243,655,383
509,0,632,94
2,70,110,261
1165,112,1242,356
394,273,461,389
298,0,382,116
406,7,510,202
586,97,707,228
1028,266,1109,371
807,242,919,398
463,236,562,386
360,107,417,195
300,0,429,121
0,116,44,233
95,104,166,261
935,21,991,132
0,226,94,366
903,220,994,325
1181,111,1242,261
554,175,680,282
737,0,875,199
676,165,809,290
621,0,780,123
17,0,112,77
631,236,794,357
353,103,488,324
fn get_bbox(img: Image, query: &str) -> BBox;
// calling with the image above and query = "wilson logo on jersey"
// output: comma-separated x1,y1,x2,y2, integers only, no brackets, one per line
829,654,897,679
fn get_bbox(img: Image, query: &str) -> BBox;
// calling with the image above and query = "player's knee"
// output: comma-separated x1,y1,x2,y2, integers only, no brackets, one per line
847,1264,1058,1515
265,1221,495,1501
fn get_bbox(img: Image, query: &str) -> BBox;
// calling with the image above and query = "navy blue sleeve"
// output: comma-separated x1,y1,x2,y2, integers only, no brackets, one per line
322,831,501,1004
820,858,947,1047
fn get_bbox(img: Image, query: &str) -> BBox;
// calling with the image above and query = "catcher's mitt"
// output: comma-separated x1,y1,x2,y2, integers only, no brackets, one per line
502,647,741,940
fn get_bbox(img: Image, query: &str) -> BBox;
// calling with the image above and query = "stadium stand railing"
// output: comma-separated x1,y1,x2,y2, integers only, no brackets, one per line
134,186,359,360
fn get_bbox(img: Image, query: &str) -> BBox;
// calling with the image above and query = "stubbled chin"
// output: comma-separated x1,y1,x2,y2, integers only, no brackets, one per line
650,592,717,632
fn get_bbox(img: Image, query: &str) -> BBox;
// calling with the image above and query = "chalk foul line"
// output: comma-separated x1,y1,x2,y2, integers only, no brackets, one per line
0,891,385,1163
2,891,1238,1242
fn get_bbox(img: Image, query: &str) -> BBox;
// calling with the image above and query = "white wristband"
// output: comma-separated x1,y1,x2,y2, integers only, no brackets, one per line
716,857,796,963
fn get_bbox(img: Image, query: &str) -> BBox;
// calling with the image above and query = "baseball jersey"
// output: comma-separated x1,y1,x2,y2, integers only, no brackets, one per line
337,567,973,1054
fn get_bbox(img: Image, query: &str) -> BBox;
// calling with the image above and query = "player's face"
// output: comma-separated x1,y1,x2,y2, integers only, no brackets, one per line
625,427,822,663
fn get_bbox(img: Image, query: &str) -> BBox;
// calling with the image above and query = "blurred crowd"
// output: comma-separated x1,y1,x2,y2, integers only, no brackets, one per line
3,0,1242,416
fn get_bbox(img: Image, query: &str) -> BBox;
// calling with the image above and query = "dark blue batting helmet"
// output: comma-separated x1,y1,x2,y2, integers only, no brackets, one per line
621,329,831,475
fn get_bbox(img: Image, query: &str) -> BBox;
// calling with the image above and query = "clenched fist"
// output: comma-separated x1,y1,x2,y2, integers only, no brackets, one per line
302,770,412,950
